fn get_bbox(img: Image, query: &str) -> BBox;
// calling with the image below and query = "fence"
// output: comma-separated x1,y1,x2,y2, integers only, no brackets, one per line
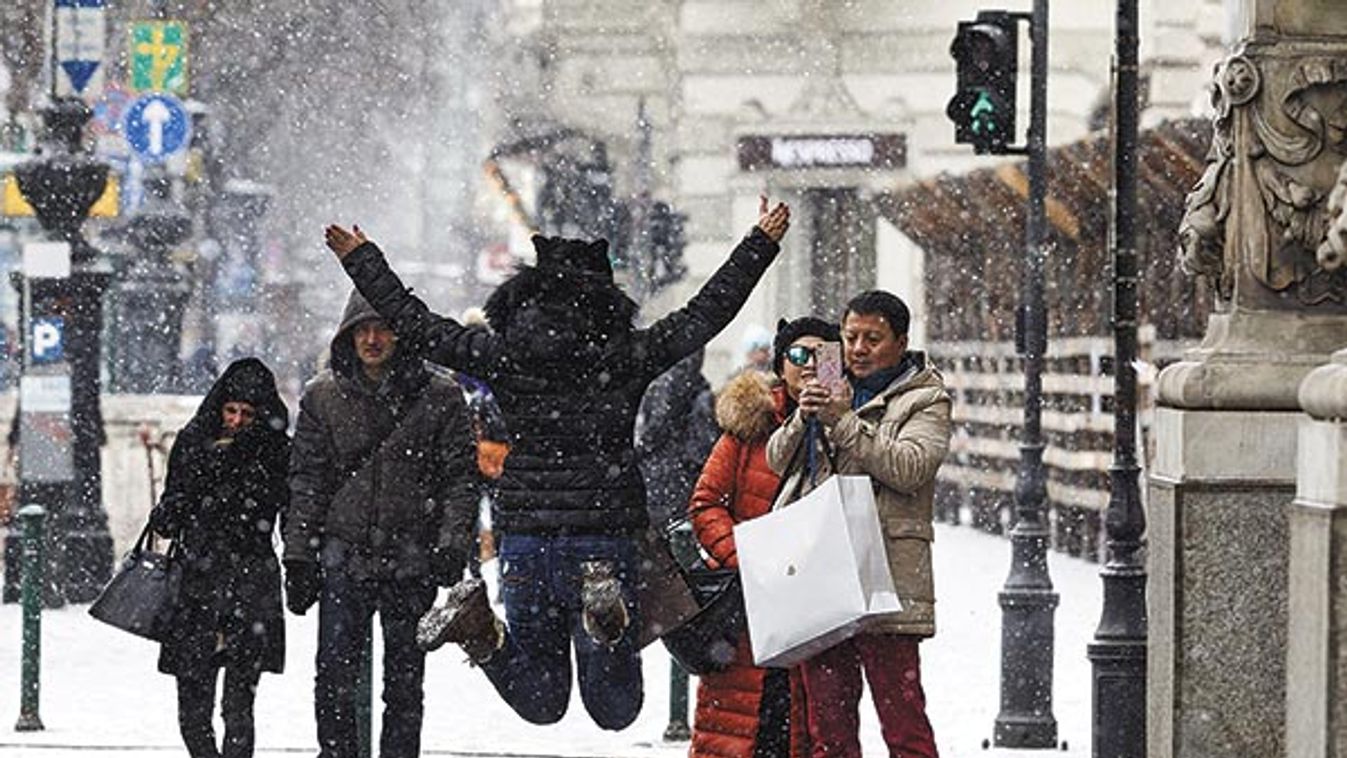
930,328,1188,562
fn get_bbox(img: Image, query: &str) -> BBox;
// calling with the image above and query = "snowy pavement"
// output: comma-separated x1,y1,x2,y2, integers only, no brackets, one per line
0,523,1102,757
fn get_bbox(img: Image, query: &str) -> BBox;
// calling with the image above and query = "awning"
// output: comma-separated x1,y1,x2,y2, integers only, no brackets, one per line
877,118,1214,342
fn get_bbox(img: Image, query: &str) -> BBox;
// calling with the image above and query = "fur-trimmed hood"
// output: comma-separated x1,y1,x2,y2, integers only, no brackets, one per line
715,370,788,443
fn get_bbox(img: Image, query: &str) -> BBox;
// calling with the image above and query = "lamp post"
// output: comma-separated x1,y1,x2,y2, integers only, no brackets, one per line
993,0,1060,748
205,180,272,365
1087,0,1147,755
109,168,193,393
6,96,114,605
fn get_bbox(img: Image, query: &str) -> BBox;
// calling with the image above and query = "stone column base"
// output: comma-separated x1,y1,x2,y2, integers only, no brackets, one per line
1286,355,1347,758
1148,406,1299,758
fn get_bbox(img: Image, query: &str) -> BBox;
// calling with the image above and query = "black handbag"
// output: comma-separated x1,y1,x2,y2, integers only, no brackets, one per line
662,439,812,674
661,567,745,675
88,522,182,642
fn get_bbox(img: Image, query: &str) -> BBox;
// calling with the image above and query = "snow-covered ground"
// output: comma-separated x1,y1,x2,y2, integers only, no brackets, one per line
0,523,1103,757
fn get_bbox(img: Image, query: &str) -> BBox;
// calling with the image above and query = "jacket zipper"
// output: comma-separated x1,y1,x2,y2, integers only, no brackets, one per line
369,415,381,559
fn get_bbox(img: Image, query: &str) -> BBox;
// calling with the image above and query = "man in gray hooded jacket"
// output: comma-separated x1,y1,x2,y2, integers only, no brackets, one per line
284,290,478,758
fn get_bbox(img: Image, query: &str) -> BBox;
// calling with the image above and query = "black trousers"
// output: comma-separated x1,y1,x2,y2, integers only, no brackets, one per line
315,563,437,758
176,665,261,758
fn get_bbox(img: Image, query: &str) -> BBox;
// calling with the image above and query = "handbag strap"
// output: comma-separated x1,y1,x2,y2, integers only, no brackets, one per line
136,518,180,559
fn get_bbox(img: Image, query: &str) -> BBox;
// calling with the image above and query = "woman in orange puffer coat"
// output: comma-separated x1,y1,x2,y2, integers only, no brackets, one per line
687,316,839,758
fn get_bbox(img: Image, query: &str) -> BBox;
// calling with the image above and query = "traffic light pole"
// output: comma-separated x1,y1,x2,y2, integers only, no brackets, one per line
993,0,1060,748
1087,0,1147,755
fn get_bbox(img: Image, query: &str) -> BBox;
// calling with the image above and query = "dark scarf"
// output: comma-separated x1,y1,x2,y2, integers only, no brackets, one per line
850,353,921,409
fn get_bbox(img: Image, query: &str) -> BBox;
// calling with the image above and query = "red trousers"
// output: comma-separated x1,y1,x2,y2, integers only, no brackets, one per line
798,633,938,758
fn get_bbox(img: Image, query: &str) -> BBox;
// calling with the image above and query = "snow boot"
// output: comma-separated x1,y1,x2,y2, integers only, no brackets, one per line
416,578,504,662
580,559,630,646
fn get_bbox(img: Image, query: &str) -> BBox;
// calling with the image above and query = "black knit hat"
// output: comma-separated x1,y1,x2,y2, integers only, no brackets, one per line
532,235,612,280
772,316,841,374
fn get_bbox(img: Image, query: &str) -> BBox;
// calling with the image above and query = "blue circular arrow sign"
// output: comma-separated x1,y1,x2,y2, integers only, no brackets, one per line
124,93,190,162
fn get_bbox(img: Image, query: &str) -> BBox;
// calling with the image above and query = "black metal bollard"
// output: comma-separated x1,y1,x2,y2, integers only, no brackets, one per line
663,657,691,741
14,504,45,731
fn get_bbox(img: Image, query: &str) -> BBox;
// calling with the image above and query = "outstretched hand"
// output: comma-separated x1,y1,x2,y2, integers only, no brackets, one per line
755,196,790,242
324,224,368,261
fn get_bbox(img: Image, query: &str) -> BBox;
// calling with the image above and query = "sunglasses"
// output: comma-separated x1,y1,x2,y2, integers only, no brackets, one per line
785,344,817,367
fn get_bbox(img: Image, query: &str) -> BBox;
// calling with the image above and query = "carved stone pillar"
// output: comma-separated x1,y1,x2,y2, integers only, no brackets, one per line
1150,6,1347,756
1286,349,1347,758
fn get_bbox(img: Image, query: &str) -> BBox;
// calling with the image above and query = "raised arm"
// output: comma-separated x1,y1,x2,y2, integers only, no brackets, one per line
642,199,789,373
326,225,501,377
827,388,951,495
765,409,807,475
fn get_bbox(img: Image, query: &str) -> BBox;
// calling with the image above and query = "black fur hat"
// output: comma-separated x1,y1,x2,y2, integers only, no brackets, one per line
483,235,635,335
533,235,612,279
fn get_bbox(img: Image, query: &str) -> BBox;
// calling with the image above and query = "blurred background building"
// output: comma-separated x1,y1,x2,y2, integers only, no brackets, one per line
482,0,1228,381
0,0,1231,561
0,0,1232,390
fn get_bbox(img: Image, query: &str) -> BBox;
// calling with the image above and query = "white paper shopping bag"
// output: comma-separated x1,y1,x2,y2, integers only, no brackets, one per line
735,474,901,667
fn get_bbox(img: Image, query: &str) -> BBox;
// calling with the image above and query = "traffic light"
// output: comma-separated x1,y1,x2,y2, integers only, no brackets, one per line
947,11,1019,154
647,201,687,292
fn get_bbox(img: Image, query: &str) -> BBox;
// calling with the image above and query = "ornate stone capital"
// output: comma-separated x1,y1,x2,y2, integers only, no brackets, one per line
1179,41,1347,311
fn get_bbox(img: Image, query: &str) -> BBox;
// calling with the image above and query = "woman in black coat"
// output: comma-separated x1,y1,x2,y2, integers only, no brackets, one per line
149,358,289,758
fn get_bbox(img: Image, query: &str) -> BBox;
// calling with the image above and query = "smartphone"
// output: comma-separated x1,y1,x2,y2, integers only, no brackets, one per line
815,341,844,392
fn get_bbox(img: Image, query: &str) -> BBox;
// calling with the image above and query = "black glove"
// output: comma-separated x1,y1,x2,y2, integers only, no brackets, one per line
429,547,464,588
284,560,322,615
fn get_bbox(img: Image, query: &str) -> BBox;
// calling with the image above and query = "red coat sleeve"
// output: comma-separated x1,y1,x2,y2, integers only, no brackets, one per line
689,433,743,569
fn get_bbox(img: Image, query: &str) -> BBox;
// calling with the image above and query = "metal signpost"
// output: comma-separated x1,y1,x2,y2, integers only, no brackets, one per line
15,242,76,609
992,3,1059,748
947,3,1060,749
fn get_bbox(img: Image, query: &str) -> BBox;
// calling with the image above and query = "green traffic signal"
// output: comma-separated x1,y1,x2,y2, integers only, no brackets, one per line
970,91,997,134
947,11,1018,154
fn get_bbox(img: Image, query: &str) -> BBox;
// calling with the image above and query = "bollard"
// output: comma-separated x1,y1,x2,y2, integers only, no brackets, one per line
356,628,372,757
14,505,45,732
663,657,691,741
662,521,696,742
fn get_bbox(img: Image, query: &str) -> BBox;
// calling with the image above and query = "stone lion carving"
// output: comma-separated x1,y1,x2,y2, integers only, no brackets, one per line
1317,159,1347,272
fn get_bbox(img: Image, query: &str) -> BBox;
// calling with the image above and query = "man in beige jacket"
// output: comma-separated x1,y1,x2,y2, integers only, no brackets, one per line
767,289,952,758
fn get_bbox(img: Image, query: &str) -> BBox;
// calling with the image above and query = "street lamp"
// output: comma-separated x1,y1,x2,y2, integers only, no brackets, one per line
1087,0,1148,755
110,167,192,393
3,96,115,605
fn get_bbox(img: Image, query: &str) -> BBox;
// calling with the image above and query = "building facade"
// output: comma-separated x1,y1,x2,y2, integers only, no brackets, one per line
483,0,1227,382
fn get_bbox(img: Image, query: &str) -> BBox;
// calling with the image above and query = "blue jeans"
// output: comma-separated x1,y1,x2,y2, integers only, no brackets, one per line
314,559,437,758
482,533,643,730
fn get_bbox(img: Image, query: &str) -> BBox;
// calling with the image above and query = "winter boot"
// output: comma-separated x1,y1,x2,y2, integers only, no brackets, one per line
580,560,630,646
416,578,504,663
